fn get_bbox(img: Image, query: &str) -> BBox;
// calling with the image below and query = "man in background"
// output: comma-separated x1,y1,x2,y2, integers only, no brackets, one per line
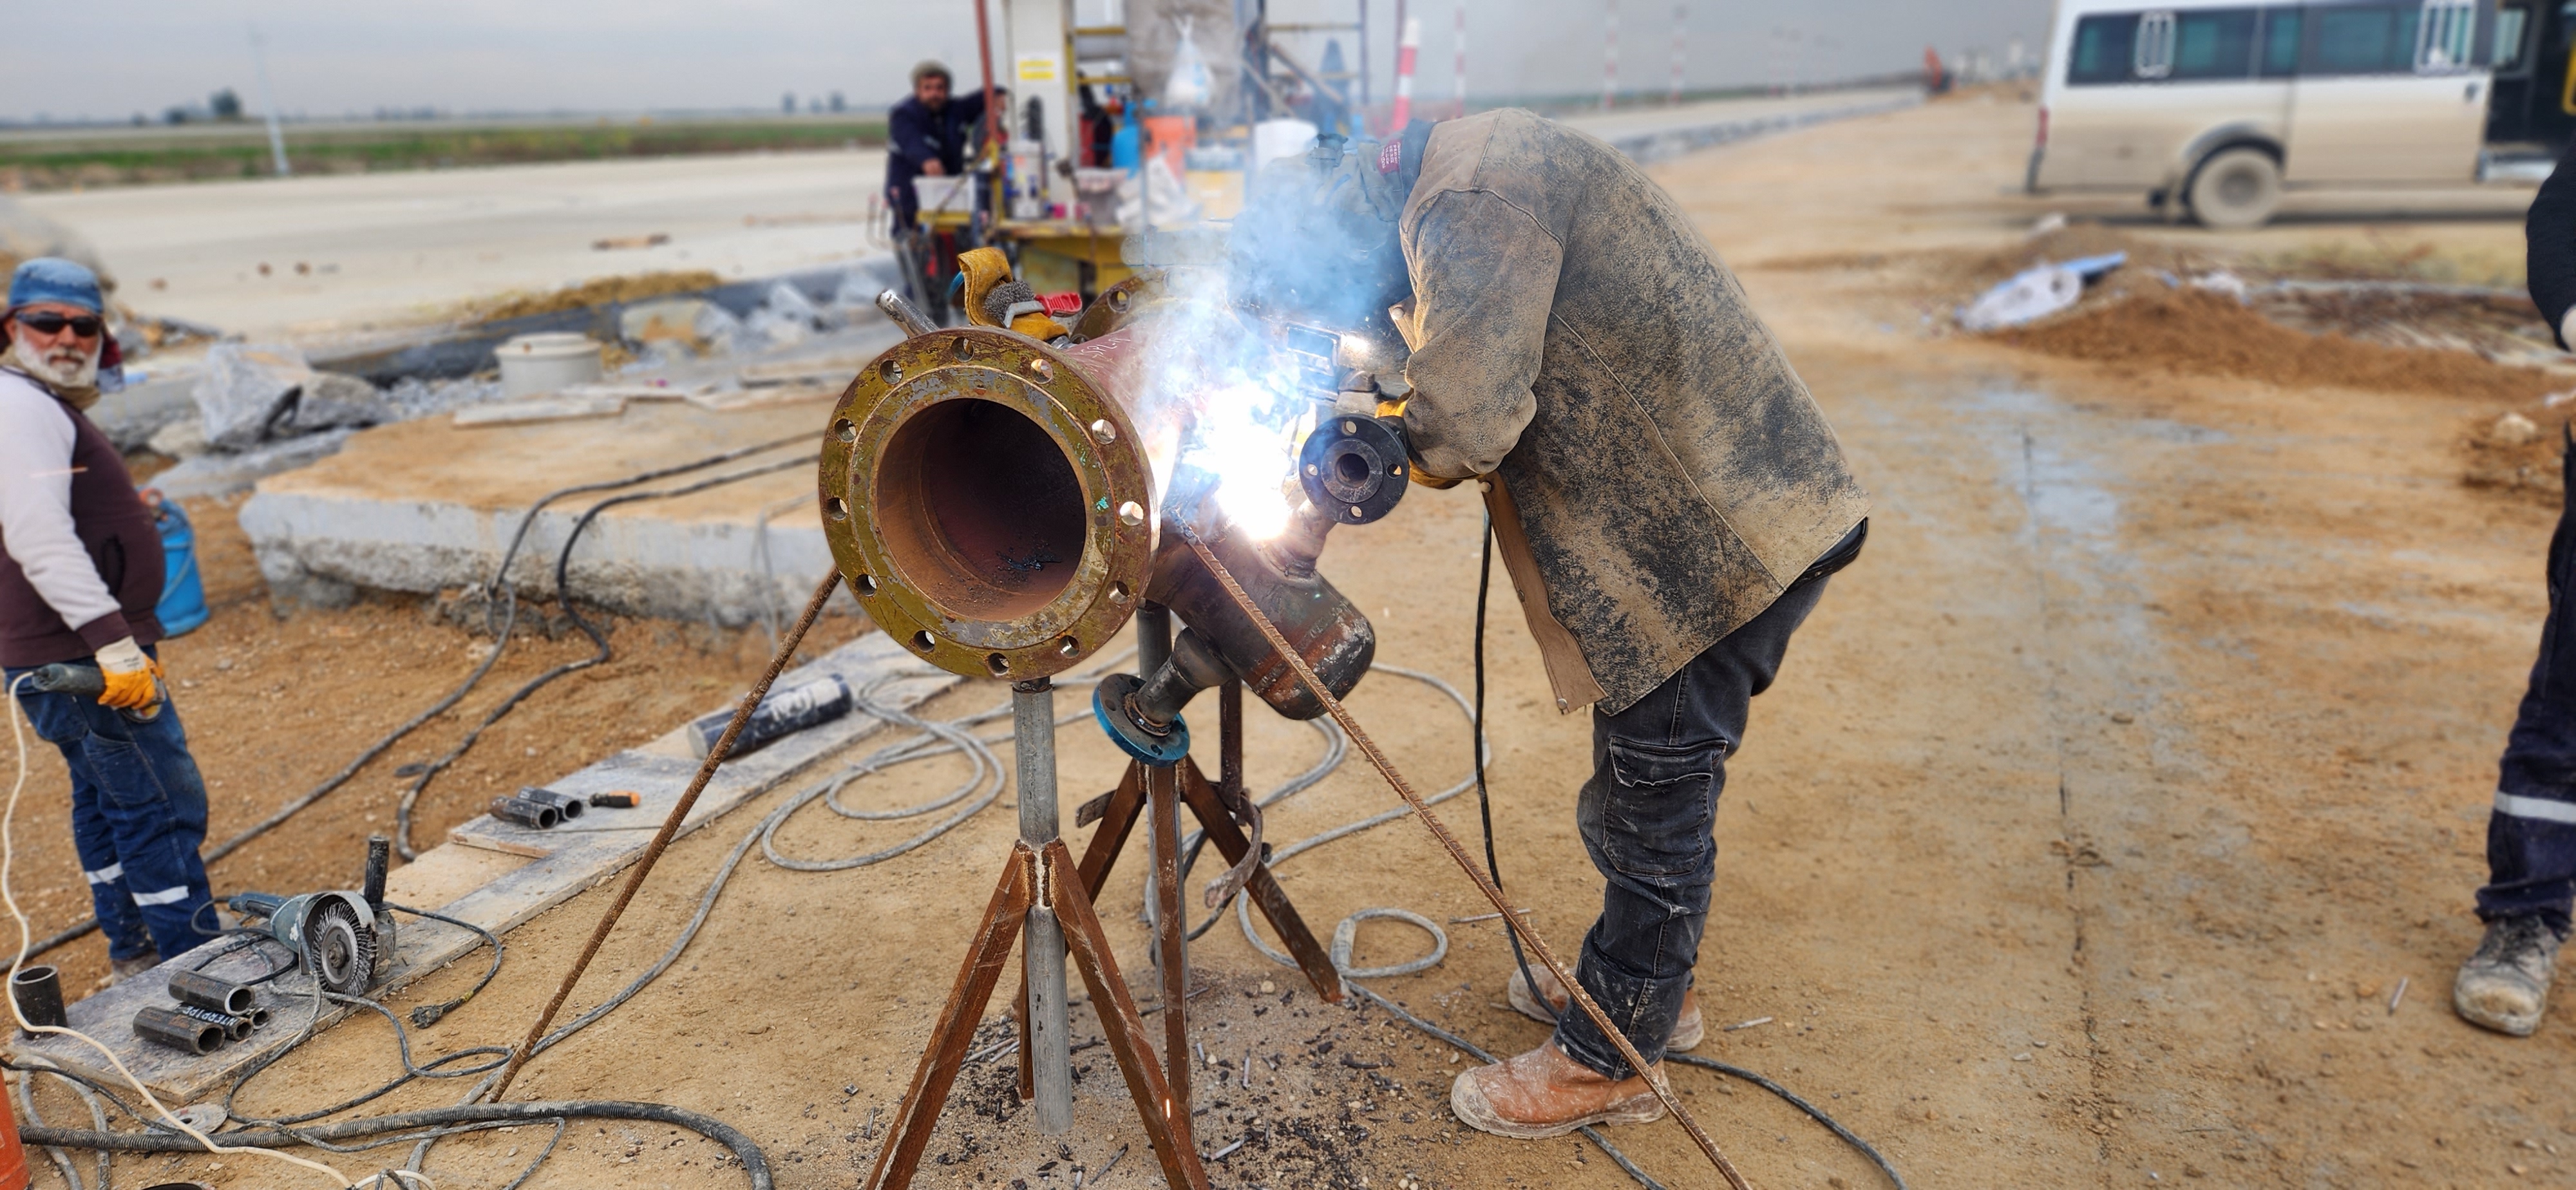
884,61,998,227
0,258,215,981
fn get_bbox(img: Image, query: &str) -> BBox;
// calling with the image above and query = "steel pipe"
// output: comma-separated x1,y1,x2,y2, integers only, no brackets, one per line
1013,679,1072,1135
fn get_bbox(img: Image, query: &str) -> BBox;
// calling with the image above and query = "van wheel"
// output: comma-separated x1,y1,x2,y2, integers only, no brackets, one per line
2187,147,2282,231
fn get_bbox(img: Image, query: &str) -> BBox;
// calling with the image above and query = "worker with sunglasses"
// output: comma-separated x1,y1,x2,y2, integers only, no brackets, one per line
0,257,215,983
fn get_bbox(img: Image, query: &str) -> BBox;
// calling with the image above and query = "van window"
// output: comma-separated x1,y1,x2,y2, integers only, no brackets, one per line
2496,5,2532,71
2259,7,2304,75
2306,3,2425,75
2070,14,2139,83
2418,0,2478,69
2173,9,2259,77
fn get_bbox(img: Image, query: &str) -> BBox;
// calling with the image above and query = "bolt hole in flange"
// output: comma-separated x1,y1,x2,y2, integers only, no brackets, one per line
987,652,1011,677
1057,636,1081,657
880,360,903,383
912,630,936,652
835,419,857,444
826,496,849,522
854,573,879,596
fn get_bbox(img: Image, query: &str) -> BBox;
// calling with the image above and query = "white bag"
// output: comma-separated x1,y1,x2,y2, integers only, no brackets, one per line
1164,17,1213,113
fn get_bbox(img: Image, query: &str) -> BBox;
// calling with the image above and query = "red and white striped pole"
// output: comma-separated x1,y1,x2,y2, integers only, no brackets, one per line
1669,4,1686,106
1390,15,1421,131
1602,0,1620,111
1454,2,1468,118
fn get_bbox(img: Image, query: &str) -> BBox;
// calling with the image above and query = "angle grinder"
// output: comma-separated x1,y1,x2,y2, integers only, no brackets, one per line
225,836,397,997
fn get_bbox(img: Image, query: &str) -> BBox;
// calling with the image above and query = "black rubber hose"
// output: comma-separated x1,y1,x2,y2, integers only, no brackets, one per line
14,433,817,962
19,1099,773,1189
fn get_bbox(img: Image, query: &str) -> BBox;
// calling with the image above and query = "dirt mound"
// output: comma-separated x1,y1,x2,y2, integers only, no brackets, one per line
464,269,721,324
2461,400,2573,498
1995,288,2562,404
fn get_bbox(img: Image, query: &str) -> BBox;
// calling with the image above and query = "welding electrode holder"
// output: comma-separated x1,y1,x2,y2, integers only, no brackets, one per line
1298,414,1410,525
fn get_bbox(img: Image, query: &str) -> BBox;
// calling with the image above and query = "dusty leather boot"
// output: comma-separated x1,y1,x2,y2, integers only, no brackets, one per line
1507,963,1704,1052
1450,1040,1666,1139
2455,914,2564,1037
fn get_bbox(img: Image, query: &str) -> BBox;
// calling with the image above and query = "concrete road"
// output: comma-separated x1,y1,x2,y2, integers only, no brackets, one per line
26,90,1920,342
24,147,892,339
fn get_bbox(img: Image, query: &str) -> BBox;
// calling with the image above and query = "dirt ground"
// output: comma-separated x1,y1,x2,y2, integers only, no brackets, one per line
26,91,2576,1189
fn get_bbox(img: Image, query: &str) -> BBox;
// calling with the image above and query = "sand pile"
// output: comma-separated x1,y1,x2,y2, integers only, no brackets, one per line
1996,288,2563,405
464,269,721,325
2462,401,2573,497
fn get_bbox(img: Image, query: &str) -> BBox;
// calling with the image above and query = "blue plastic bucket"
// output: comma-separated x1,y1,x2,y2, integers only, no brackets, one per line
149,493,209,638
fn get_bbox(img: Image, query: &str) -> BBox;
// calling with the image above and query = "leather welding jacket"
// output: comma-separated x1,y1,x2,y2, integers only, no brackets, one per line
1393,109,1870,715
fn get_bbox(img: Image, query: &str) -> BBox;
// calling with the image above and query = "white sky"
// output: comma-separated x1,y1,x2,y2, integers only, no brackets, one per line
11,1,2050,123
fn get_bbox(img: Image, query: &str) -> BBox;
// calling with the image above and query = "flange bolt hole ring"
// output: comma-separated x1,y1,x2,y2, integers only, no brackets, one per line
911,630,936,652
880,360,903,383
986,652,1011,677
834,419,857,443
826,496,849,522
853,573,878,597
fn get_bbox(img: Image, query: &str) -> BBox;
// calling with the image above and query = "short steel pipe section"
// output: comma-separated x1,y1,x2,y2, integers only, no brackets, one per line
133,1006,223,1055
11,965,64,1030
166,969,255,1016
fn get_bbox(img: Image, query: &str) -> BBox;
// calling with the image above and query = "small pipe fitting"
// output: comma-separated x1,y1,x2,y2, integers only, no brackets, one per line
516,788,586,822
133,1006,223,1054
488,796,560,830
166,969,255,1016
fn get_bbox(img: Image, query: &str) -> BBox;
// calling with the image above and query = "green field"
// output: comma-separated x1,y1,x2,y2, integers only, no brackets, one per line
0,117,887,191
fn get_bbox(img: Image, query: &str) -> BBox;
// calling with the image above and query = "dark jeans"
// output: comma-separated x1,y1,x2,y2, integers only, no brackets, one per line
1553,565,1836,1080
6,654,214,963
2479,436,2576,934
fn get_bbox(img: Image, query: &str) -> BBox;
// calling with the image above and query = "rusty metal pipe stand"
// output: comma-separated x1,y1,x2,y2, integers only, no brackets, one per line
862,676,1208,1190
1014,679,1074,1135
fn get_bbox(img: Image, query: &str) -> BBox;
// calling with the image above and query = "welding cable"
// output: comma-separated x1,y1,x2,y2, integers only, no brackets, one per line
386,903,505,1028
1472,511,1556,1055
1226,665,1486,974
1175,716,1347,943
12,433,818,963
525,652,1141,1065
390,453,819,859
3,677,368,1188
15,1059,100,1190
19,1099,773,1190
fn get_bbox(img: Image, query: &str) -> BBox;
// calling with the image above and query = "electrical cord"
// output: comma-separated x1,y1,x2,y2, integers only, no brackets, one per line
14,433,818,963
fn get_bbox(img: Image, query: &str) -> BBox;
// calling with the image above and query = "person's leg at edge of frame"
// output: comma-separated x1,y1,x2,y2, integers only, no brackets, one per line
6,674,160,974
2460,430,2576,1036
1451,572,1832,1138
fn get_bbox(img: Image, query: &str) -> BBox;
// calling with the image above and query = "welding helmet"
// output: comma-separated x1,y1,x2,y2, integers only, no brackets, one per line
1227,124,1434,331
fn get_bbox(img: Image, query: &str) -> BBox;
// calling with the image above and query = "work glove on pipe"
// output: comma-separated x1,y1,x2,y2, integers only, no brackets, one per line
93,636,162,711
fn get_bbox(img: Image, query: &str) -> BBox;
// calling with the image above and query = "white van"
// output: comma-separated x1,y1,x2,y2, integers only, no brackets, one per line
2027,0,2505,227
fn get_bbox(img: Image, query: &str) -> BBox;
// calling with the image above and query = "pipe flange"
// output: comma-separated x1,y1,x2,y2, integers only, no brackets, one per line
1092,673,1191,766
821,327,1155,681
1298,415,1408,525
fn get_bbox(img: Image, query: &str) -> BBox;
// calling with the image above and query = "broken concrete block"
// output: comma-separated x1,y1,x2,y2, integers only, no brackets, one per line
146,416,209,459
287,372,394,431
193,343,314,449
149,429,356,499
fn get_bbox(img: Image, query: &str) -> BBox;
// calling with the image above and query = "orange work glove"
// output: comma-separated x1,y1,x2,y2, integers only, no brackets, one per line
94,636,162,711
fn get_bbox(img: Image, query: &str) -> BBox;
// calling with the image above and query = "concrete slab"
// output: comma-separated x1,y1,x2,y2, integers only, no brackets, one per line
234,325,904,621
14,629,960,1105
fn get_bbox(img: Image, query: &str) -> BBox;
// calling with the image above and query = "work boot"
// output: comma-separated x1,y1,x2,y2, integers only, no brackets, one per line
1450,1040,1665,1139
1507,963,1704,1052
2455,914,2564,1037
107,949,160,987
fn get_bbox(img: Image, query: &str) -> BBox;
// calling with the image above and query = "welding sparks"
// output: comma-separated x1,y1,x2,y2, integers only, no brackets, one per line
1182,381,1308,540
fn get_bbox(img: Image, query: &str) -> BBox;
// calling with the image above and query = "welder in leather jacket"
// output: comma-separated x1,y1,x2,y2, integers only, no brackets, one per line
1231,112,1870,1139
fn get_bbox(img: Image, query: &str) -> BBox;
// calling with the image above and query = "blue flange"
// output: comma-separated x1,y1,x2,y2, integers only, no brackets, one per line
1093,673,1191,766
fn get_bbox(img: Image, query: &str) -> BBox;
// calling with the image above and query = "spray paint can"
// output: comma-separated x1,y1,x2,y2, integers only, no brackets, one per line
685,675,853,759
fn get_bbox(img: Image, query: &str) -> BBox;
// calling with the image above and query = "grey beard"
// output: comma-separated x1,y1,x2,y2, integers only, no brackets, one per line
10,337,100,397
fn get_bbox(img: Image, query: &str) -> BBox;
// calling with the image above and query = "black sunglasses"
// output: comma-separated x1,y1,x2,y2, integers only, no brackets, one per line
12,312,102,338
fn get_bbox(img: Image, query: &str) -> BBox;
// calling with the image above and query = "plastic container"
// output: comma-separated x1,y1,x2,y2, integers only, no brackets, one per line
1110,118,1142,171
1253,118,1320,171
495,333,602,400
1143,116,1197,175
0,1077,28,1190
911,175,975,217
149,492,208,638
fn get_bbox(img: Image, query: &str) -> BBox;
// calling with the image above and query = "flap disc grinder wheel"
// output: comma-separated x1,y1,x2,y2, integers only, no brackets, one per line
307,897,375,997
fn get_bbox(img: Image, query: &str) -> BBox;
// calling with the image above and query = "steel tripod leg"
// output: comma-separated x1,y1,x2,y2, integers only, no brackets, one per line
1175,759,1344,1003
1045,840,1211,1190
1149,760,1190,1108
862,844,1036,1190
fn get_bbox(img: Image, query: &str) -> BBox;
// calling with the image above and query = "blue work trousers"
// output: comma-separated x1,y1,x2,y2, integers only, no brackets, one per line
1553,568,1834,1081
2479,437,2576,934
5,656,214,963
